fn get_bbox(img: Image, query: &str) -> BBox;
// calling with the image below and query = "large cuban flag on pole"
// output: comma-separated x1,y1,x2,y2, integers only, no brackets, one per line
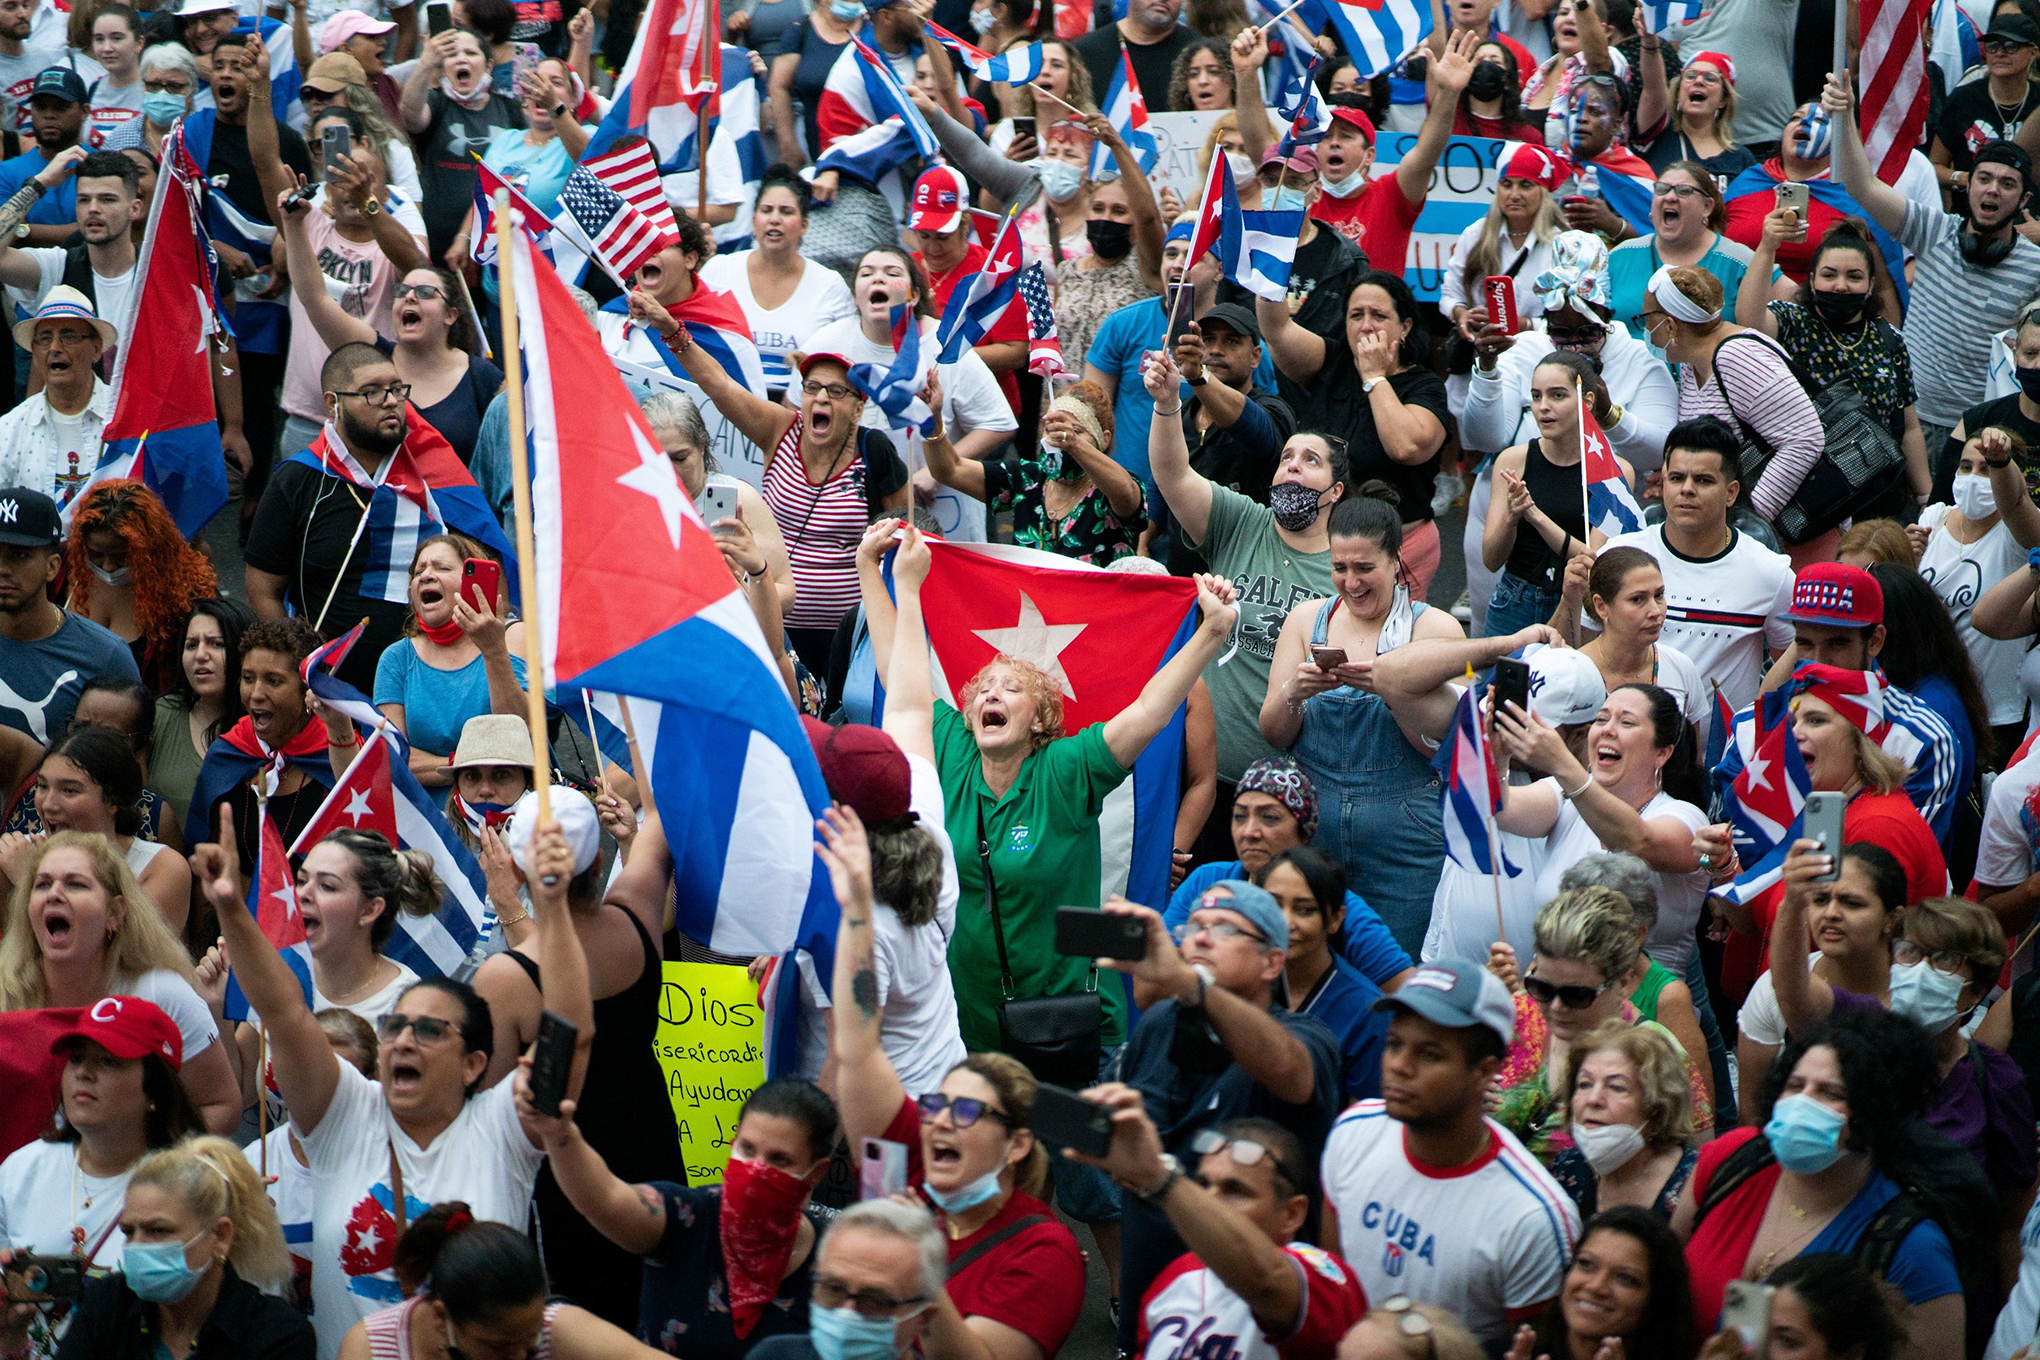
510,226,835,1074
586,0,720,170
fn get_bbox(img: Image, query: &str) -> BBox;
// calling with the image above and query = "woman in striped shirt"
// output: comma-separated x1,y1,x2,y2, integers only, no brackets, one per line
632,291,910,675
1636,264,1827,566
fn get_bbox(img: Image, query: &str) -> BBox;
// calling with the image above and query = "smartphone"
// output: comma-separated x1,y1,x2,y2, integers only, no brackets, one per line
1482,275,1519,334
1774,181,1809,239
697,483,739,531
4,1255,83,1304
460,557,502,616
321,122,351,176
525,1011,579,1117
425,0,453,34
1562,194,1592,213
1310,645,1348,671
1054,906,1147,961
1492,656,1531,719
859,1136,908,1200
1721,1281,1774,1357
1028,1083,1113,1158
1803,790,1847,883
1011,116,1036,142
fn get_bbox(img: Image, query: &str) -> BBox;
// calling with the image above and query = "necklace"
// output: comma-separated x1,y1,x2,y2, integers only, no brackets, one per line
1751,1201,1829,1276
71,1147,112,1253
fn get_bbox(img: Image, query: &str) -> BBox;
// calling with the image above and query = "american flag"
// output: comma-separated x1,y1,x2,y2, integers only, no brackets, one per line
1016,262,1067,381
580,136,681,241
558,166,667,288
1858,0,1930,183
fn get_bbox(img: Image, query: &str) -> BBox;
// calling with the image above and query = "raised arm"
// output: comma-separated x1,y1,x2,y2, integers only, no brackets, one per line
511,1062,667,1255
1145,347,1218,543
1981,427,2040,550
909,89,1039,206
1973,552,2039,641
0,147,83,289
330,150,429,273
402,32,451,134
1256,283,1325,381
1634,29,1667,143
277,190,378,348
239,37,300,221
1229,25,1275,167
1393,30,1476,207
918,369,988,502
526,820,598,1126
883,526,937,765
1088,114,1167,291
1367,626,1561,737
1822,68,1907,238
856,519,904,689
1768,840,1837,1035
1737,213,1790,339
634,291,794,452
1102,576,1240,769
819,805,910,1148
190,816,341,1132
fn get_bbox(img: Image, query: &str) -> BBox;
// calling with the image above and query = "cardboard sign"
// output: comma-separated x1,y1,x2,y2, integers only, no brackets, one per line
613,359,771,490
652,961,768,1185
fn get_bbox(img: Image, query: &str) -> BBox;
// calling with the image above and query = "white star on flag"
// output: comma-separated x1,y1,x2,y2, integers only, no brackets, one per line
271,883,298,919
617,423,692,550
344,788,375,826
973,591,1087,699
1742,749,1771,794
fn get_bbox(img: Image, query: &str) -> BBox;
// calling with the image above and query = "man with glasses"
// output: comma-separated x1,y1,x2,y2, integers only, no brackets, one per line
0,286,116,507
1102,882,1340,1352
1067,1093,1366,1360
1319,958,1579,1347
749,1200,946,1360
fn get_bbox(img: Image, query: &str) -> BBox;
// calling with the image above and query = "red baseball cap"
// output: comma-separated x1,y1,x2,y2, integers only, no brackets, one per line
905,166,969,234
801,717,915,826
796,352,855,381
1683,51,1736,84
1327,106,1376,144
51,996,184,1072
1780,562,1884,629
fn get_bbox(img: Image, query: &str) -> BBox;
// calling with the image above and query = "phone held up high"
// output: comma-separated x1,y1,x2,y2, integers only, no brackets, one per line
425,0,454,34
1027,1083,1113,1158
525,1011,579,1117
1482,275,1519,334
1491,657,1531,720
460,557,502,617
1803,791,1847,883
860,1137,908,1200
1721,1282,1774,1359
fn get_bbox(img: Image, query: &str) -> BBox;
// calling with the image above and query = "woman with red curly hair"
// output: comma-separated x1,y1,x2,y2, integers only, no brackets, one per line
65,481,218,695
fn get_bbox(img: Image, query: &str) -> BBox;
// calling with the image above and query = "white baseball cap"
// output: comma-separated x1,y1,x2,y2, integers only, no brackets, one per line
507,786,602,879
1523,644,1608,727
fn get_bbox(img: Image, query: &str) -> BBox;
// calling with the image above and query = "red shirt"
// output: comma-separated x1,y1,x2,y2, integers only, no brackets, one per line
1721,163,1844,283
1309,174,1423,279
1453,108,1546,142
918,241,1028,413
1138,1243,1367,1360
879,1097,1086,1355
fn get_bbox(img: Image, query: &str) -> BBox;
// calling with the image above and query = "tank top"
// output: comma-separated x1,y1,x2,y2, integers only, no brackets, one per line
1629,958,1676,1021
762,418,871,632
1503,437,1587,592
366,1294,563,1359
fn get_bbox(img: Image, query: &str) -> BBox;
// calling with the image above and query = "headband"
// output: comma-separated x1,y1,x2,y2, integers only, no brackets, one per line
1048,393,1105,447
1785,662,1891,742
1165,220,1193,245
1646,265,1718,325
1235,755,1318,841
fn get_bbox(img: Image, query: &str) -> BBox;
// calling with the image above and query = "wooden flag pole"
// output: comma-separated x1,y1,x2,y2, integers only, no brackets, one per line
1255,0,1311,33
1467,664,1509,945
1027,81,1084,116
495,189,551,834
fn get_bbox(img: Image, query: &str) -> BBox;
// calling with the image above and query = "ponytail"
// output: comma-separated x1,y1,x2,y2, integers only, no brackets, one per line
320,829,445,948
129,1136,290,1293
394,1202,547,1322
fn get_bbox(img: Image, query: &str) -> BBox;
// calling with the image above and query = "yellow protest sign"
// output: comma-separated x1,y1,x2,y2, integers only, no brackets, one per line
652,961,767,1185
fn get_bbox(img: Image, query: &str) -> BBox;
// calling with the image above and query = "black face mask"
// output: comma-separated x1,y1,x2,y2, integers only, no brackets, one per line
2019,364,2040,403
1085,218,1133,260
1810,287,1868,327
1467,62,1507,101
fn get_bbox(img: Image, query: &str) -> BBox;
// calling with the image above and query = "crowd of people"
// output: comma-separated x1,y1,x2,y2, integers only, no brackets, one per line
4,0,2040,1356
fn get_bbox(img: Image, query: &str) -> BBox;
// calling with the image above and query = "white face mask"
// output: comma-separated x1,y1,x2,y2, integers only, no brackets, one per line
1035,157,1084,203
89,562,131,586
1569,1121,1647,1175
1320,167,1367,199
1952,473,1997,522
1225,150,1256,183
1888,958,1968,1034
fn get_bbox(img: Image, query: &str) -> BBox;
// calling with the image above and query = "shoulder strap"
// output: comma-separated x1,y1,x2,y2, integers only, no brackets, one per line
1855,1189,1929,1278
388,1141,407,1240
946,1213,1052,1279
1693,1134,1776,1227
975,799,1018,999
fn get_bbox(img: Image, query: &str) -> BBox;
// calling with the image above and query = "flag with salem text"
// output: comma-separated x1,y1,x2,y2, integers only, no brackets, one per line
892,539,1200,908
512,226,832,1074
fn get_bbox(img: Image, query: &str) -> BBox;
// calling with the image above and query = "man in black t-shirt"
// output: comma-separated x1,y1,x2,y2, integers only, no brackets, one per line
1935,13,2040,181
1218,145,1368,343
1072,0,1195,112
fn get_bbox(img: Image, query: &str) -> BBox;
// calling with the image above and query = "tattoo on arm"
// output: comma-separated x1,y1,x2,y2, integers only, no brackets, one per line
852,967,880,1020
634,1184,665,1220
0,184,39,245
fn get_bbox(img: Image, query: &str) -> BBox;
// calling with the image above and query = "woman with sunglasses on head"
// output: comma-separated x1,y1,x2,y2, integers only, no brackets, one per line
820,806,1086,1360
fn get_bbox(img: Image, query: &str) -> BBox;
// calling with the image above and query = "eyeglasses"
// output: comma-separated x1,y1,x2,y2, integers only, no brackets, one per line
1983,36,2034,52
1188,1129,1302,1189
1523,972,1617,1010
1545,322,1607,345
802,380,854,400
31,328,94,348
1651,180,1705,200
916,1092,1013,1129
1892,940,1970,974
377,1012,459,1043
393,283,445,301
142,79,190,94
335,382,412,406
1375,1298,1436,1356
1172,912,1267,946
1680,67,1724,85
812,1277,930,1319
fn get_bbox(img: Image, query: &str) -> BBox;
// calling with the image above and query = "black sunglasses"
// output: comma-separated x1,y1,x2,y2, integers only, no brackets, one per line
917,1093,1014,1129
377,1012,459,1043
1523,973,1616,1010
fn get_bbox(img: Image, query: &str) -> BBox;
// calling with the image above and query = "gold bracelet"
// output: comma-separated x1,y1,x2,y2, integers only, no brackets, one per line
496,907,530,927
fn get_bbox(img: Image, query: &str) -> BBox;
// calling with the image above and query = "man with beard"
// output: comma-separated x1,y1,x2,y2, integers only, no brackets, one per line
0,0,95,139
0,150,141,377
0,485,136,744
0,69,91,248
242,343,417,692
1825,70,2040,501
0,287,117,508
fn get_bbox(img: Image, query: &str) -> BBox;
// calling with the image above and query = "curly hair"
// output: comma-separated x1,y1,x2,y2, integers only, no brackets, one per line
1166,38,1236,112
1535,1208,1698,1360
1760,1006,1938,1172
240,617,325,671
959,656,1066,752
65,481,218,670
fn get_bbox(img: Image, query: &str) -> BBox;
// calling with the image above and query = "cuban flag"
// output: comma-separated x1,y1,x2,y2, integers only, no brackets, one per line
1579,147,1658,235
586,0,721,173
880,538,1202,909
1580,401,1641,538
1715,693,1812,907
179,108,285,354
1930,0,1981,90
1223,209,1306,303
287,725,494,976
935,211,1023,364
221,810,315,1022
1321,0,1431,77
512,226,835,1074
1434,681,1519,876
1272,51,1333,149
1723,161,1909,307
924,20,1046,83
599,280,769,394
80,126,228,539
1703,683,1734,773
848,305,935,434
471,159,557,270
1184,150,1234,271
300,621,383,735
1088,48,1158,182
285,411,517,610
182,717,336,851
1636,0,1704,32
814,39,942,193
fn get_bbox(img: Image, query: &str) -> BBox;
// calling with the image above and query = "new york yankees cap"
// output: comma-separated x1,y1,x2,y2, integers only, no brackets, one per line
0,486,60,547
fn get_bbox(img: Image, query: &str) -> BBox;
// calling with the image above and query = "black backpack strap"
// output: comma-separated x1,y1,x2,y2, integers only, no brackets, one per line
1855,1189,1929,1279
1693,1134,1778,1228
947,1214,1051,1279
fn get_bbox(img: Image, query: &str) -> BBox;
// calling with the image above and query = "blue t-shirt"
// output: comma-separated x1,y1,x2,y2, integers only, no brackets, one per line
0,150,78,232
482,125,575,217
373,640,528,804
1606,234,1777,330
1803,1168,1963,1307
1167,859,1413,989
0,610,139,744
1085,298,1280,485
1296,955,1388,1103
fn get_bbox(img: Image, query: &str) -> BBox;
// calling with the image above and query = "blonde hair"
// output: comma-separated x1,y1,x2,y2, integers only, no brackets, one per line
129,1136,292,1293
1791,695,1909,796
1461,185,1564,294
1009,38,1094,118
1668,66,1739,146
1561,1018,1695,1149
1900,897,2005,990
1533,886,1642,986
0,832,195,1010
1835,519,1915,567
959,656,1066,752
1194,111,1242,182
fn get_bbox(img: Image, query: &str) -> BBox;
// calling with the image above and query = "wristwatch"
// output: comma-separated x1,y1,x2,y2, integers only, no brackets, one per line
1604,402,1625,427
1186,373,1207,387
1134,1155,1184,1205
24,178,44,200
1362,375,1383,395
1182,962,1216,1009
362,197,382,218
12,223,28,241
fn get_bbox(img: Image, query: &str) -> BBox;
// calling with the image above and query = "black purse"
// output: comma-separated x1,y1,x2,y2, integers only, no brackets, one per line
977,802,1102,1088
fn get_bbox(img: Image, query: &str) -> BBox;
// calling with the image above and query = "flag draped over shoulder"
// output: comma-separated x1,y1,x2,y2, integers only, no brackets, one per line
182,717,336,849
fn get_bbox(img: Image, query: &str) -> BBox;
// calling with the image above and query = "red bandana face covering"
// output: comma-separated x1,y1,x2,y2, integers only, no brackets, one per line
719,1154,811,1337
418,617,466,646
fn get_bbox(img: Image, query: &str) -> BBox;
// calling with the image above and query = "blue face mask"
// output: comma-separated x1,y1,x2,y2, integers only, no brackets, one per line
811,1304,906,1360
829,0,866,17
123,1230,210,1303
1889,959,1967,1034
923,1166,1004,1213
142,91,186,126
1266,184,1309,213
1764,1093,1847,1175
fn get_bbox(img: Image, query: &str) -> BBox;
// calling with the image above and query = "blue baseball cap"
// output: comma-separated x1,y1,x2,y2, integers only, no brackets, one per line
1189,880,1288,952
1374,959,1516,1047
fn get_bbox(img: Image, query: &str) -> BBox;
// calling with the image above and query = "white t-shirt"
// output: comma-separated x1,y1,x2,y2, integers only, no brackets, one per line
1423,776,1554,966
313,960,419,1032
803,314,1019,543
1917,502,2029,726
298,1062,544,1360
1976,741,2040,891
1641,640,1708,747
1541,789,1711,977
0,1138,130,1267
0,42,101,136
698,252,856,393
114,969,220,1064
123,835,168,879
1989,1193,2040,1360
1320,1100,1579,1345
86,80,142,149
1735,952,1823,1048
1601,523,1795,719
246,1126,314,1299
